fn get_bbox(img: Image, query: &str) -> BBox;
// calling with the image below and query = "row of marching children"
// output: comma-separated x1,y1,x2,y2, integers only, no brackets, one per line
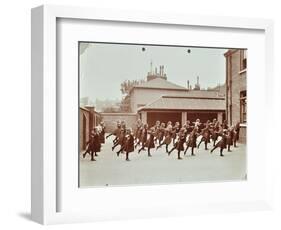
105,118,240,161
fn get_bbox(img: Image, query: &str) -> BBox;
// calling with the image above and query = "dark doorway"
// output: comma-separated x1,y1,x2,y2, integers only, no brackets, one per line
147,111,181,127
187,112,218,123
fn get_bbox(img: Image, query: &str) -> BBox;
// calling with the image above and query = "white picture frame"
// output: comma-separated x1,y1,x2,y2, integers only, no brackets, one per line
31,5,274,225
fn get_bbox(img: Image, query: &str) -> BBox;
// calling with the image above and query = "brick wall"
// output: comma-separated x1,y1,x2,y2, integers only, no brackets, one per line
100,113,138,133
225,49,247,143
80,108,90,151
79,107,102,151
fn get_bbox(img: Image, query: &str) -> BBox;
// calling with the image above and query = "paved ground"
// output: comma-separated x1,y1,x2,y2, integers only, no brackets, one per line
79,134,246,187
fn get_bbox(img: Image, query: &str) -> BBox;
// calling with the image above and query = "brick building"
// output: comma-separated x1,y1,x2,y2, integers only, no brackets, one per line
128,64,226,127
79,106,101,151
129,65,225,111
224,49,247,142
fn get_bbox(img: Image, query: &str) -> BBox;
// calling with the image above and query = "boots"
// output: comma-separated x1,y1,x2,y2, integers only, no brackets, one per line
177,151,182,160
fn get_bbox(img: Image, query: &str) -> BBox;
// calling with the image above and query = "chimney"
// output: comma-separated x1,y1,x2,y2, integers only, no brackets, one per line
187,80,190,89
197,76,199,85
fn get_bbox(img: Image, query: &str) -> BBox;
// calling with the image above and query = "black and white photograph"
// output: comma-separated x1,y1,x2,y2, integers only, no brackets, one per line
79,42,247,187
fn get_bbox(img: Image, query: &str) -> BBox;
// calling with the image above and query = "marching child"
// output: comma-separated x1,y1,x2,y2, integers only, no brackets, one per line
117,128,134,161
113,128,125,153
156,123,173,153
138,127,156,157
168,128,186,160
197,121,211,150
83,128,101,161
210,128,227,157
184,126,198,156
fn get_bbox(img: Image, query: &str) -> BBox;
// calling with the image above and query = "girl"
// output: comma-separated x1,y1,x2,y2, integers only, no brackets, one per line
197,122,211,150
106,121,121,145
171,122,180,145
83,128,101,161
168,128,186,160
210,129,228,157
184,127,198,156
136,123,148,149
117,128,135,161
156,122,166,145
98,121,105,144
210,120,220,147
138,127,156,157
112,128,125,152
226,126,235,152
156,124,172,153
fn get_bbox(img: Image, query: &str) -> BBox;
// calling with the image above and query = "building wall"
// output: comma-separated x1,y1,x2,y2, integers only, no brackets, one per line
79,107,101,151
130,88,188,113
100,113,138,133
225,49,247,143
80,109,90,151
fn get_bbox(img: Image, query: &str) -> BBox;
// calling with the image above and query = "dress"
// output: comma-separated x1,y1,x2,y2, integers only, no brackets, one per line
187,132,197,148
201,127,210,143
117,132,126,146
140,128,148,144
99,126,105,144
163,130,172,145
226,130,234,146
157,127,165,142
145,132,155,148
124,134,134,153
215,134,227,149
175,133,185,151
89,133,101,152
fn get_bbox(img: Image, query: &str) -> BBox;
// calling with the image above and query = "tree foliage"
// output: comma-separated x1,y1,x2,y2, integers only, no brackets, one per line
120,79,145,95
120,79,145,112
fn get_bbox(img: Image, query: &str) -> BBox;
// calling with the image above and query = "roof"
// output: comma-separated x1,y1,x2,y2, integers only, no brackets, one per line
132,78,187,91
138,95,225,111
181,90,225,98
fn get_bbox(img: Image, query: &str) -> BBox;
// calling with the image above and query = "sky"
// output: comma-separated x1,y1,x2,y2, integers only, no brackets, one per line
79,42,228,103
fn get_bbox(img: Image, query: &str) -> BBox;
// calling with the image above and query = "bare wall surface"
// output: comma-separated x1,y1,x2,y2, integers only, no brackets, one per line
101,113,138,133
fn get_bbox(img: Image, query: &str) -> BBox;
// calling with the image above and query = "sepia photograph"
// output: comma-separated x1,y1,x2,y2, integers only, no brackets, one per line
79,42,247,187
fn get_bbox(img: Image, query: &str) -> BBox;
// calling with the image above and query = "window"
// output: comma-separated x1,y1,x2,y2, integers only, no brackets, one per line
240,91,247,123
240,49,247,71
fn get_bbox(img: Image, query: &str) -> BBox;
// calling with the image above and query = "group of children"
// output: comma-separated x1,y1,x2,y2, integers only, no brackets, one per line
83,118,241,161
82,122,106,161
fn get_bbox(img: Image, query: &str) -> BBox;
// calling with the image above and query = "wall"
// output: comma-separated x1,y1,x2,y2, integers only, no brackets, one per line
79,107,102,150
79,108,90,151
130,88,188,112
100,113,138,133
225,50,247,142
226,50,247,125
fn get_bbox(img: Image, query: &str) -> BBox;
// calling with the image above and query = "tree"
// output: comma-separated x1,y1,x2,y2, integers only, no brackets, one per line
120,79,145,95
120,79,145,112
